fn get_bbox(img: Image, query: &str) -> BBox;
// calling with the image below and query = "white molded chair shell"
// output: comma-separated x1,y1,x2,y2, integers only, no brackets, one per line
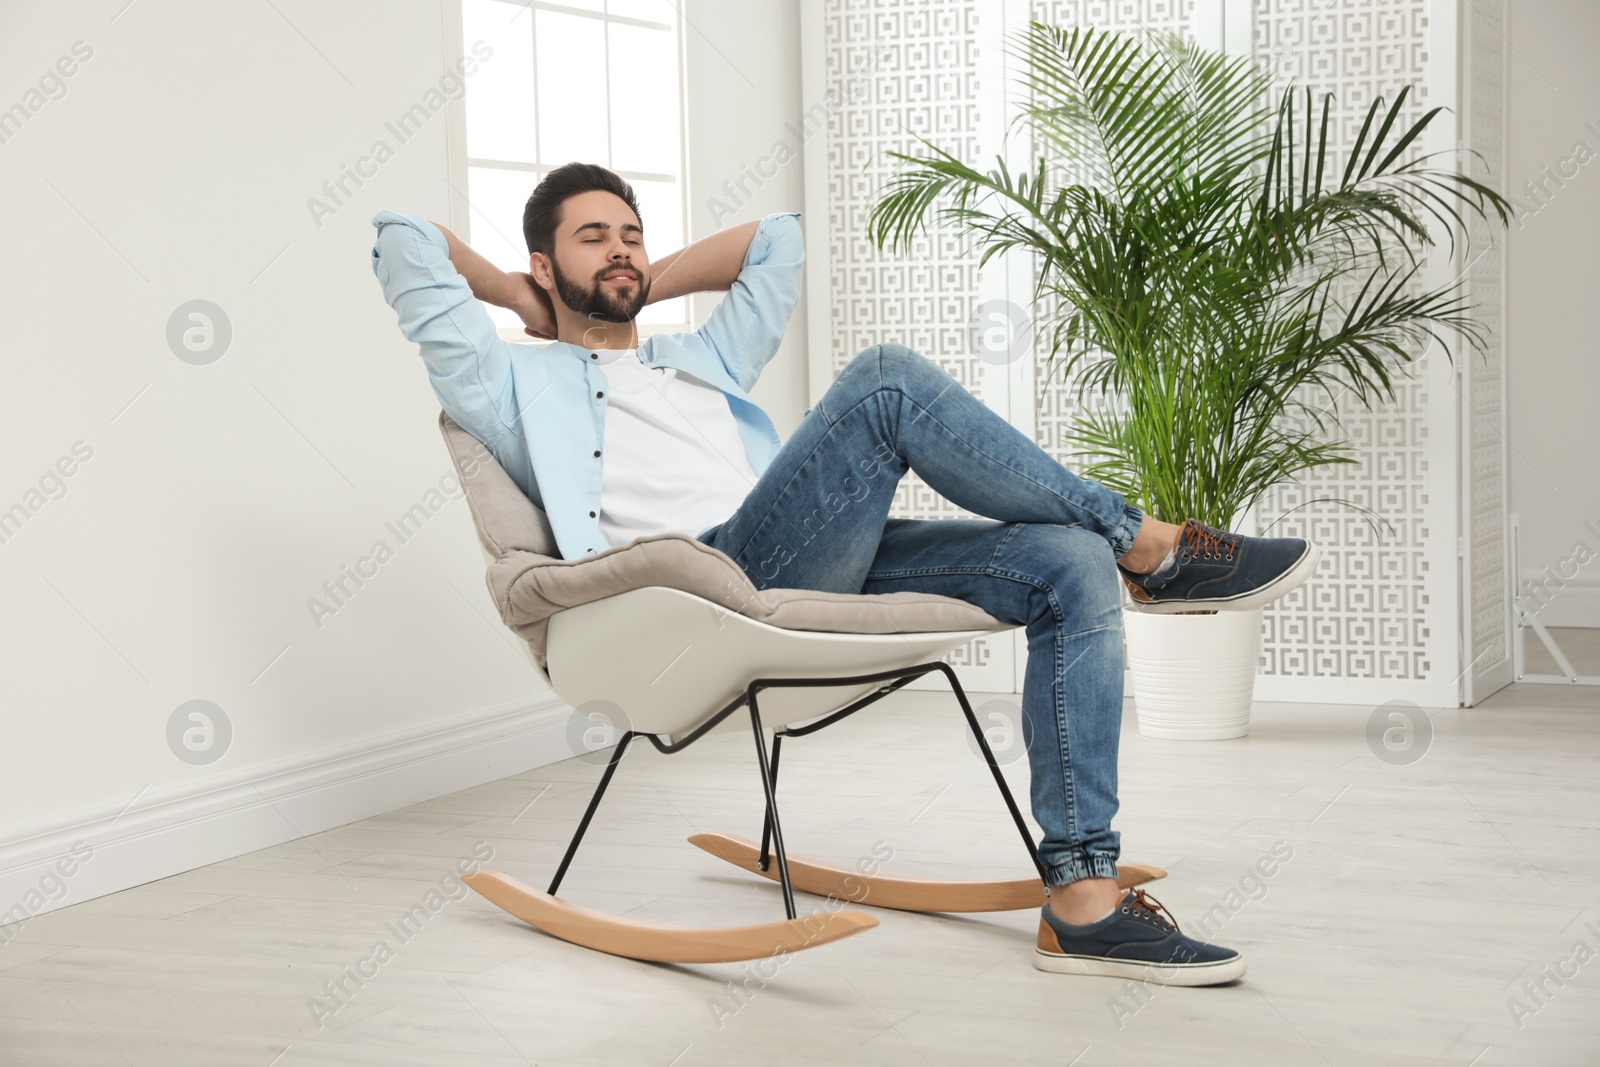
545,585,999,739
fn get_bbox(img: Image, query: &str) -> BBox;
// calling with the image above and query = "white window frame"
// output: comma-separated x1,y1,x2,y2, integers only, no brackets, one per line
444,0,692,345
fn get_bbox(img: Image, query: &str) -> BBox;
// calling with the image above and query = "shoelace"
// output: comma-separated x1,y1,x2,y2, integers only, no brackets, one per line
1180,520,1237,562
1122,887,1182,933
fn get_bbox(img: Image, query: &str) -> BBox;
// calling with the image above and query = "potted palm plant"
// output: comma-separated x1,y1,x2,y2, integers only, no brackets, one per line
866,24,1510,738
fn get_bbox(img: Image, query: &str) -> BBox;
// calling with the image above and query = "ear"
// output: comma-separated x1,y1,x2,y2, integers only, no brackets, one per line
529,252,554,291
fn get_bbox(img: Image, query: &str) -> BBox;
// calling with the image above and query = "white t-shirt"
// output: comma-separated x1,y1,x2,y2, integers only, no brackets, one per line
590,347,758,547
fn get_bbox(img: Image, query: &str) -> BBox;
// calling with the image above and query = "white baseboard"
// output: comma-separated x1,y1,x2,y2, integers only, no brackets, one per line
1525,579,1600,629
0,693,574,937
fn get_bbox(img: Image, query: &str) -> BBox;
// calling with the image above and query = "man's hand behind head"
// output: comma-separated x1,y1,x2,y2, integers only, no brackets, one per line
510,271,558,341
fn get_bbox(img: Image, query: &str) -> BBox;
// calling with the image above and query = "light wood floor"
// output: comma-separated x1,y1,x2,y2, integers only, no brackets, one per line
3,642,1597,1066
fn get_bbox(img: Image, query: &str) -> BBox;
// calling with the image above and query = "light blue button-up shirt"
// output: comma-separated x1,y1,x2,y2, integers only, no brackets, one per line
370,208,803,559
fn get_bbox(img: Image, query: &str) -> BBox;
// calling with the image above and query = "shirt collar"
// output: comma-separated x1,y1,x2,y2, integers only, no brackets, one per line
543,338,646,366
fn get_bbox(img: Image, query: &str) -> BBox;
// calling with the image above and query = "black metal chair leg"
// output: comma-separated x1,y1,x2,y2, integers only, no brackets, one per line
747,692,797,919
547,730,635,896
757,733,783,871
933,662,1049,883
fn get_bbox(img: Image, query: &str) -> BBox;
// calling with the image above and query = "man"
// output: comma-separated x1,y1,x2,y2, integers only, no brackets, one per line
370,162,1319,986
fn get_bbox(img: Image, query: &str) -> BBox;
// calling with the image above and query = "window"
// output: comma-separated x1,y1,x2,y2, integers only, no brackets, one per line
454,0,689,339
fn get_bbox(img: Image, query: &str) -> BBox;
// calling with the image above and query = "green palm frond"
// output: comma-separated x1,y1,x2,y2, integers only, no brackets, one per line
865,23,1512,526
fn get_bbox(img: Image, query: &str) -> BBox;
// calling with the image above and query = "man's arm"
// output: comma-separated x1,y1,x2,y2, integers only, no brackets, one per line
691,211,804,392
369,211,535,500
422,214,787,344
644,220,760,304
428,221,556,340
431,218,762,331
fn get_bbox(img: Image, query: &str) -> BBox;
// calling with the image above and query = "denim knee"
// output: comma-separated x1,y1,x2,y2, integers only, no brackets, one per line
826,343,938,419
882,344,952,408
997,523,1123,633
871,342,942,385
840,342,937,385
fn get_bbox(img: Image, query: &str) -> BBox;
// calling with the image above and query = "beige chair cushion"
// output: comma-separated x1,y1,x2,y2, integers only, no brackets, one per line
439,411,1006,669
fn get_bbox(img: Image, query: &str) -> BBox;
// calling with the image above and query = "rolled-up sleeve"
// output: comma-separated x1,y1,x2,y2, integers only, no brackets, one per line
694,211,804,393
370,210,521,453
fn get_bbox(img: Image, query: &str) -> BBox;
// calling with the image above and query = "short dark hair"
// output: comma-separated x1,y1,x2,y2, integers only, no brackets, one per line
522,162,643,258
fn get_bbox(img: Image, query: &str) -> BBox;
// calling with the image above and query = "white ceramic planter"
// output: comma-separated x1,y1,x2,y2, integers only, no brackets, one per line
1123,607,1263,740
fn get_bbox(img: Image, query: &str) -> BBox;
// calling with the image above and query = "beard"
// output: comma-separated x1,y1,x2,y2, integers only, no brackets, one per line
549,254,652,324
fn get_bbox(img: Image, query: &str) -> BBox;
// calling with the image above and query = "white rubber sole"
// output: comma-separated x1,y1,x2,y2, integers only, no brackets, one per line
1128,540,1322,615
1034,949,1247,985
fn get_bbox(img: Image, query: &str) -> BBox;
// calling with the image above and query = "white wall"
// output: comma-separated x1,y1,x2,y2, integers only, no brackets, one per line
685,0,809,434
0,0,521,827
0,0,814,918
1506,0,1600,625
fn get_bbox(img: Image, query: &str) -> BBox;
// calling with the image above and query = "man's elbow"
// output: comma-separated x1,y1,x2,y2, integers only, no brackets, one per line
771,212,805,265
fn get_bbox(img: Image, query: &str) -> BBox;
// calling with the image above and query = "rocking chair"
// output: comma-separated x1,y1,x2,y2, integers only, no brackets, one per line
437,411,1164,964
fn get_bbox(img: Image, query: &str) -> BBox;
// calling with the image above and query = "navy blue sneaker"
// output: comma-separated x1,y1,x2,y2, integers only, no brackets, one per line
1035,887,1245,985
1119,518,1320,614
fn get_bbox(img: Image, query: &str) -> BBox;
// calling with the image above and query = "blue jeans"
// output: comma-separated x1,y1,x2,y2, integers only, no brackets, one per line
697,343,1145,886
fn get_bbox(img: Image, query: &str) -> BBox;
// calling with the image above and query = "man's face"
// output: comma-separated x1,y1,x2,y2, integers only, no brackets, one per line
537,189,652,325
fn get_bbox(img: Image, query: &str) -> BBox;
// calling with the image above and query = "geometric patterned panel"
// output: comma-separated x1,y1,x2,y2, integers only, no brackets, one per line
1465,0,1510,681
821,0,1470,689
1031,0,1194,34
823,0,994,669
1028,0,1441,683
825,0,987,416
1250,0,1437,681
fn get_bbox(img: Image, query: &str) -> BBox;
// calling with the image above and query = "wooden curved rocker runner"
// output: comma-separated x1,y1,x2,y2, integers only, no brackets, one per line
463,868,880,964
688,832,1165,913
